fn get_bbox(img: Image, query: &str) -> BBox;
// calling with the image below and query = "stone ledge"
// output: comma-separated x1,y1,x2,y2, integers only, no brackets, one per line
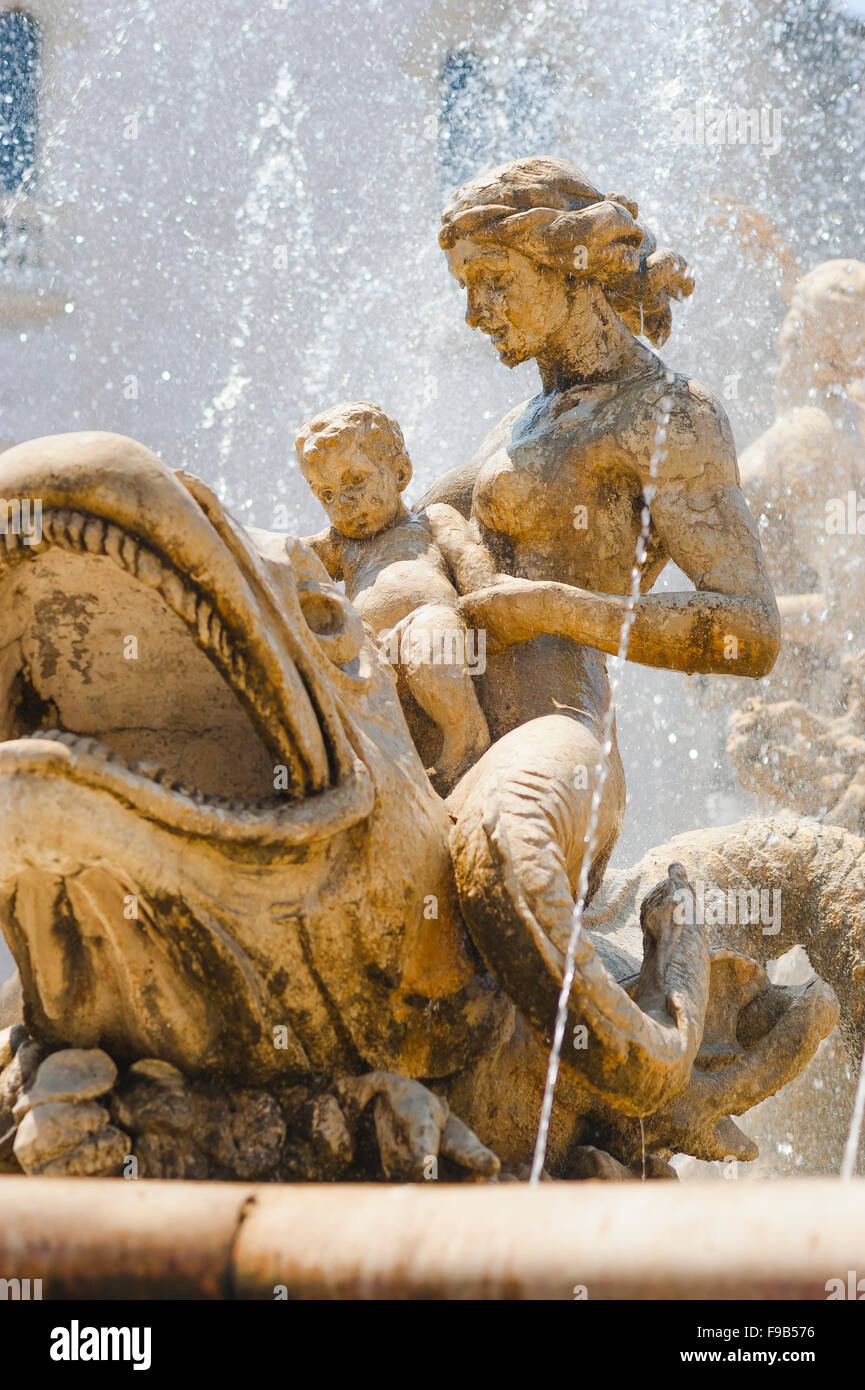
0,1176,864,1300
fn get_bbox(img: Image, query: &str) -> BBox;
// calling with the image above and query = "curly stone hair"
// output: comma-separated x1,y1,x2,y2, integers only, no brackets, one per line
296,401,412,484
439,156,694,347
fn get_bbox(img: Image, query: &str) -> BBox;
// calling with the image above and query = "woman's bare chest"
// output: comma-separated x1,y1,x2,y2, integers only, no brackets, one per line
474,431,654,585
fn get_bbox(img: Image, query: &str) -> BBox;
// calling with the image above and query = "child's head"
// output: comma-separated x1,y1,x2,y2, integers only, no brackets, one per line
296,401,412,539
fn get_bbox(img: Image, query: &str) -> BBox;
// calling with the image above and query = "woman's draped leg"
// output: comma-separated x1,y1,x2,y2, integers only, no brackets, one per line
448,714,711,1116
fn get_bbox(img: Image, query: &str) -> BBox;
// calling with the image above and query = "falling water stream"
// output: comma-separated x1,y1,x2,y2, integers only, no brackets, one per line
199,63,318,500
530,377,676,1183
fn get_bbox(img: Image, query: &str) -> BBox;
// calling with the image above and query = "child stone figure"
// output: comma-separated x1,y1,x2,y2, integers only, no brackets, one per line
297,400,493,789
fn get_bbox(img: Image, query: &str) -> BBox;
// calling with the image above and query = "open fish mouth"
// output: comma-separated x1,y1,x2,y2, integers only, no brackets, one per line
0,432,373,846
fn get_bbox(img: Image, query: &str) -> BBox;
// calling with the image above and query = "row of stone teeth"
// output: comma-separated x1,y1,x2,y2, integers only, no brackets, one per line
1,507,291,760
26,729,279,814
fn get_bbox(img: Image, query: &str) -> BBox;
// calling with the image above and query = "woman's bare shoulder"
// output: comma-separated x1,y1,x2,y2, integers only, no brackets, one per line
626,372,739,488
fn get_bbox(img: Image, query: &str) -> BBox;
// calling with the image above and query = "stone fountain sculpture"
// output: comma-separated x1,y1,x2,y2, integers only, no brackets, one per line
727,259,865,833
0,159,861,1185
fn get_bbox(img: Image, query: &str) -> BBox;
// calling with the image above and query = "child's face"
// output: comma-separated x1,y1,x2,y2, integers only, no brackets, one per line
305,442,404,539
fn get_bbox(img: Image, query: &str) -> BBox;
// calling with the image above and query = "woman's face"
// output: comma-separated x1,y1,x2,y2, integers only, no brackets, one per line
446,240,571,368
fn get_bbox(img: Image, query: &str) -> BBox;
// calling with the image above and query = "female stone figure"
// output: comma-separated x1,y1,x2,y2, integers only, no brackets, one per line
419,159,835,1141
741,257,865,631
726,261,865,829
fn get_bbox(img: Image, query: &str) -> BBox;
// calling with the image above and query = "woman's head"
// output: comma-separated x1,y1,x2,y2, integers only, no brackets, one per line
439,156,693,365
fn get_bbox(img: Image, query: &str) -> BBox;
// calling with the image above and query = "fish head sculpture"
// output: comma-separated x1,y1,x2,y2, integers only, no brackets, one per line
0,433,508,1083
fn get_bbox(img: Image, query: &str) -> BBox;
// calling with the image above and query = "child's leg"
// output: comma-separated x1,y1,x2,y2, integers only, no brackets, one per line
399,603,490,787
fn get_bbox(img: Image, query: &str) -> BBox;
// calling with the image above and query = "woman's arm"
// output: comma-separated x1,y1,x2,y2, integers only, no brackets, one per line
459,400,781,678
424,502,501,594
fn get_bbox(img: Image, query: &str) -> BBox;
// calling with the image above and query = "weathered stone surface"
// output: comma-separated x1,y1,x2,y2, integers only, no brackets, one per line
1,1038,44,1104
127,1058,186,1088
14,1048,117,1118
112,1066,206,1176
0,1023,26,1073
111,1070,197,1137
335,1071,499,1181
0,973,22,1031
133,1131,209,1181
337,1072,449,1182
566,1146,679,1181
36,1127,129,1177
13,1101,111,1172
305,1094,353,1171
279,1092,354,1181
0,1121,20,1174
0,1039,46,1137
568,1146,635,1181
440,1113,500,1179
0,1175,861,1299
224,1091,286,1181
111,1065,285,1181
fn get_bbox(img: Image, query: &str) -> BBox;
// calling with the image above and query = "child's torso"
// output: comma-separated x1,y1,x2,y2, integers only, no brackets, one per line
341,512,457,632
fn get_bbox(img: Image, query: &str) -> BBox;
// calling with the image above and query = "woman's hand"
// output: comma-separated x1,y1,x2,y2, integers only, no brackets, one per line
458,577,538,653
458,576,597,653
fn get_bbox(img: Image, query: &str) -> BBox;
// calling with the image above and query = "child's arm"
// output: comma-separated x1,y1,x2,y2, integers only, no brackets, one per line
303,526,346,583
424,503,500,595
